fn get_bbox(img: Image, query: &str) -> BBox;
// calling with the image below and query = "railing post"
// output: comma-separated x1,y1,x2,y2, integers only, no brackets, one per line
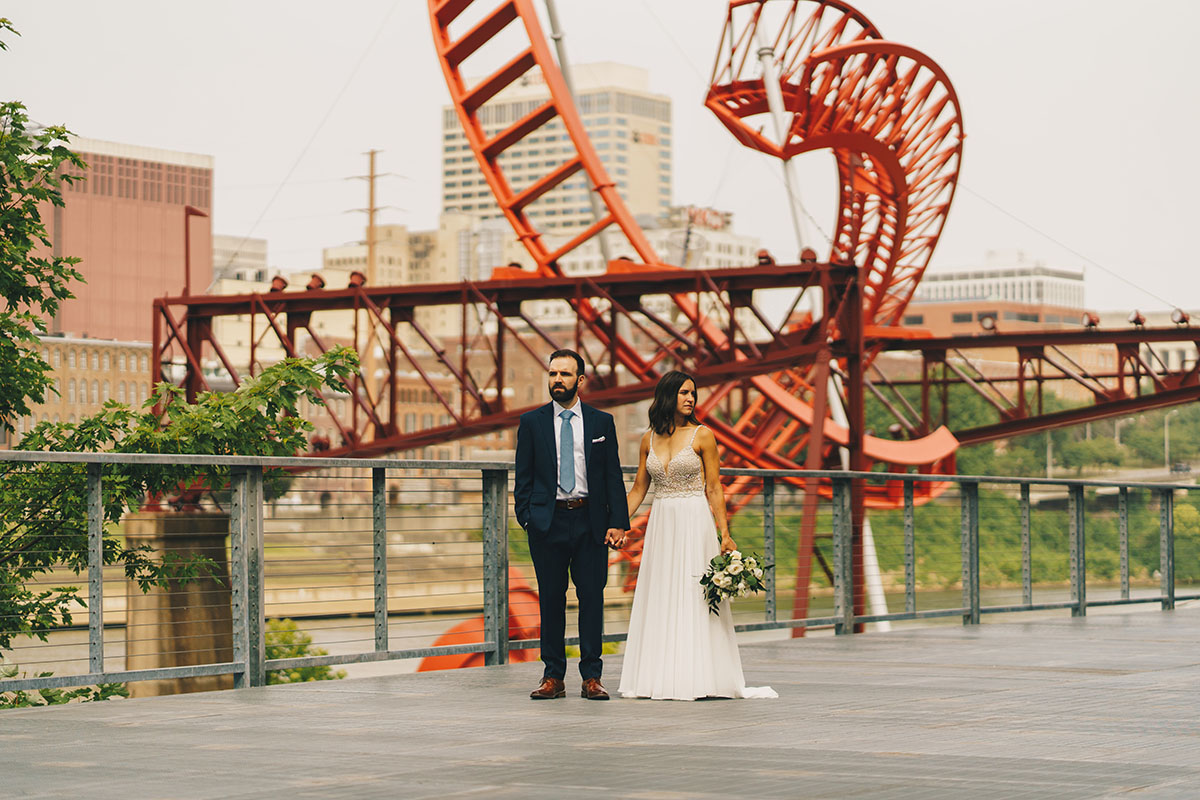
245,466,265,686
482,468,510,666
373,467,389,652
762,476,777,623
87,463,104,675
1160,488,1175,611
1068,484,1087,617
232,466,265,688
832,477,854,635
230,467,248,688
1020,482,1032,606
960,481,980,625
903,479,915,615
1119,487,1129,601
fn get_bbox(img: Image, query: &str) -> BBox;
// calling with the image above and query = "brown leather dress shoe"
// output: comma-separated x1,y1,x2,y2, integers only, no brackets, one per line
530,677,566,699
580,678,610,700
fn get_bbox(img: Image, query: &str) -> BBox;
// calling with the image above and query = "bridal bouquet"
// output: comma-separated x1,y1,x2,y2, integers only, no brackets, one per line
700,550,771,615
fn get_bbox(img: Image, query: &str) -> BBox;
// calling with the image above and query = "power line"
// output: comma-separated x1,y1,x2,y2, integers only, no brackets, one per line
957,184,1172,310
217,0,403,273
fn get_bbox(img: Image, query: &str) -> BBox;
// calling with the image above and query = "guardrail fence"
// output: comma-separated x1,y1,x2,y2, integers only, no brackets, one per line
1,451,1196,695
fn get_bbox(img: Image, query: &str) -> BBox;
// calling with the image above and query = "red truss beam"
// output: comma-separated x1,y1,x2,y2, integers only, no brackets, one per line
872,326,1200,444
154,261,853,458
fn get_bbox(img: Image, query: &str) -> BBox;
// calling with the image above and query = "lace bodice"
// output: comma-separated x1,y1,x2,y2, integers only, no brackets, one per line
647,426,706,499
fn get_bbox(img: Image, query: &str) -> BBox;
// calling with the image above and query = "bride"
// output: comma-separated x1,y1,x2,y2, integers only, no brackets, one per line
618,370,777,700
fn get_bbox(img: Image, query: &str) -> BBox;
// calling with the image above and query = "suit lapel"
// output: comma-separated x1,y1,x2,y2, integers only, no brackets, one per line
537,403,556,466
581,403,595,468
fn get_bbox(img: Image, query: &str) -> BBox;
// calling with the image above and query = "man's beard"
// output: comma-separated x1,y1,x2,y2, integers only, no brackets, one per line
549,381,578,404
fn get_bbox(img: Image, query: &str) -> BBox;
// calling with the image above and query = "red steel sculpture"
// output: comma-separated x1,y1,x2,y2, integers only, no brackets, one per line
425,0,963,635
153,1,1200,667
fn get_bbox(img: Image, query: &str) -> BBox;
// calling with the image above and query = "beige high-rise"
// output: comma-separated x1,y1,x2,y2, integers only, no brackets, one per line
442,62,672,230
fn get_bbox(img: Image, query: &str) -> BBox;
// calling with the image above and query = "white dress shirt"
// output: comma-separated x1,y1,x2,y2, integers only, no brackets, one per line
552,399,588,500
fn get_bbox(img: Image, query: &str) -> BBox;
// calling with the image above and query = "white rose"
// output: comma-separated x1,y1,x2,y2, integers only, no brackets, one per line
729,550,742,561
727,561,744,575
737,586,748,597
718,574,734,589
752,568,764,580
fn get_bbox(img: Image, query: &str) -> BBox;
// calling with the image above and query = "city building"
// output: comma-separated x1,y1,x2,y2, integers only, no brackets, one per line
212,235,267,284
5,335,152,447
906,255,1088,335
443,62,671,230
47,136,214,342
515,204,762,333
896,254,1109,402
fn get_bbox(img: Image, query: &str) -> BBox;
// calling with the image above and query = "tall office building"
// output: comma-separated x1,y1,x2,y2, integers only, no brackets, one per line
47,136,214,342
442,62,672,230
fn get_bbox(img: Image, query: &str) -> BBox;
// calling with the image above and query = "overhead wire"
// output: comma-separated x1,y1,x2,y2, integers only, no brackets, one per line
218,0,403,272
956,184,1172,310
636,0,1169,295
635,0,832,250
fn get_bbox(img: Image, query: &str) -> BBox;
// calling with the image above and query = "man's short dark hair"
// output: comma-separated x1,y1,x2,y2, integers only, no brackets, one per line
548,349,585,375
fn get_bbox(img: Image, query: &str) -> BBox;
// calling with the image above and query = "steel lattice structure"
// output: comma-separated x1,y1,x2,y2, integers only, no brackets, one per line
154,1,1200,646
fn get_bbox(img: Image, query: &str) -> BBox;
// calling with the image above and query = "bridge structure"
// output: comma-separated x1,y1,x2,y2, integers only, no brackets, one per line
153,0,1200,638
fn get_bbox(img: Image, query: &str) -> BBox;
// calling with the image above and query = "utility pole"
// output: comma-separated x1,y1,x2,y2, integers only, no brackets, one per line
352,150,384,436
366,149,378,287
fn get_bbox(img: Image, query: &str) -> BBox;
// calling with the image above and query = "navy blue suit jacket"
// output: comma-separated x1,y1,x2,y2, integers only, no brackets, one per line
514,402,630,542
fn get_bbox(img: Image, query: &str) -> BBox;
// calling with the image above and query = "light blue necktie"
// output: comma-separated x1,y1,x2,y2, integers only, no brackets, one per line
558,409,576,493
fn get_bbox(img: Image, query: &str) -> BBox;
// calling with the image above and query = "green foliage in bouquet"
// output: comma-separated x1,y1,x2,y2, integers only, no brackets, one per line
700,550,772,615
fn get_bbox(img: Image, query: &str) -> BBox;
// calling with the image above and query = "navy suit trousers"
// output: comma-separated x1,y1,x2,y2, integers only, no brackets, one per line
528,504,609,681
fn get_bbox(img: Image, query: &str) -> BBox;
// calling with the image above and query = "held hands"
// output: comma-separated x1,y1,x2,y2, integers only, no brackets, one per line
720,532,737,554
605,528,629,550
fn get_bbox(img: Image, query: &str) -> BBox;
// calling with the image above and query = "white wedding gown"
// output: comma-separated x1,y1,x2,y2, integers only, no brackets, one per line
618,426,777,700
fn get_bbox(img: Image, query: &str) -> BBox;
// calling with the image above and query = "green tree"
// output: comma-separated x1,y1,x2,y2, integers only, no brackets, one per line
1,351,358,652
264,619,347,684
0,656,129,708
1058,436,1124,475
0,20,361,658
0,19,86,432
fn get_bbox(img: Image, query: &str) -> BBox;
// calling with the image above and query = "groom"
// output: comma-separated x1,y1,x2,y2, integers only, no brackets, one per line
514,349,629,700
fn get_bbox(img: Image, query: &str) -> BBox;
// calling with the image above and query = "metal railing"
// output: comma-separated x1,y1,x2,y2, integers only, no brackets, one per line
1,449,1196,694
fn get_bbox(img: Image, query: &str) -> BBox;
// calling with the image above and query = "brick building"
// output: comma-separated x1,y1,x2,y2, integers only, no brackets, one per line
46,136,213,342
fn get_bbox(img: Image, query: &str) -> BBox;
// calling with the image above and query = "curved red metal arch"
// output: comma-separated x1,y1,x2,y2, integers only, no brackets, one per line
428,0,965,620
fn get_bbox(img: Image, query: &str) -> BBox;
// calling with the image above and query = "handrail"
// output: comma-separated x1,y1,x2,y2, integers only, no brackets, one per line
1,450,1194,696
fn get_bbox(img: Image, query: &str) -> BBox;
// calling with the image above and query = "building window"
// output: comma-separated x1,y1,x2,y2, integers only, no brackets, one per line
102,353,110,370
951,312,972,323
91,353,99,371
68,350,76,368
91,380,99,404
903,314,924,325
67,379,76,403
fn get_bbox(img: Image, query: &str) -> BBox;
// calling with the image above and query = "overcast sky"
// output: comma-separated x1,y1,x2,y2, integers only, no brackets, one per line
6,1,1197,312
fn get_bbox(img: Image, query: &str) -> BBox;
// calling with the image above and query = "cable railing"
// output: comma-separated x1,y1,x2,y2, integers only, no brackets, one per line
1,449,1196,695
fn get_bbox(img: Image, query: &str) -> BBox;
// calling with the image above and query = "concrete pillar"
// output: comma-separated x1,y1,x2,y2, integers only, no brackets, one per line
124,512,233,697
